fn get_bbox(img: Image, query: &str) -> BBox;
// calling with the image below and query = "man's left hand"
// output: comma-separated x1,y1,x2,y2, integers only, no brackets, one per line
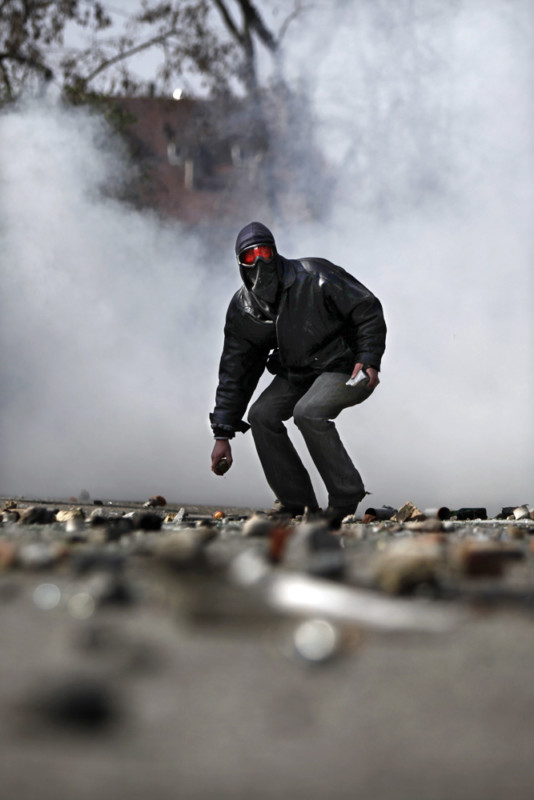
351,362,380,391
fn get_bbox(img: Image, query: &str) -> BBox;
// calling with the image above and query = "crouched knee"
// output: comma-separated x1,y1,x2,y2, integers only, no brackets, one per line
292,403,315,430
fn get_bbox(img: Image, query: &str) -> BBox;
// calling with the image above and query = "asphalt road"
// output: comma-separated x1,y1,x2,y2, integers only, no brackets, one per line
1,500,534,800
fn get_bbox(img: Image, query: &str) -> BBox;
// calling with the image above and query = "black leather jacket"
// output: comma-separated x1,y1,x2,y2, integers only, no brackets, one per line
210,255,386,437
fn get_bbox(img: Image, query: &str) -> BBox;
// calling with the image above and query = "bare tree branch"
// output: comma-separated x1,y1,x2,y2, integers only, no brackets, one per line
79,29,178,85
237,0,278,52
278,1,311,42
211,0,244,46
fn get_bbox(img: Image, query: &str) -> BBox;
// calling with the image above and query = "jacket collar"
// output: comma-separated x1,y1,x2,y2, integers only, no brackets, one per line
278,255,298,289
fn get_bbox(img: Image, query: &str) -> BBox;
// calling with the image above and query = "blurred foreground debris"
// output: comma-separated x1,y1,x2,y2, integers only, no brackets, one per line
0,497,533,647
228,549,459,633
1,494,534,800
21,676,121,732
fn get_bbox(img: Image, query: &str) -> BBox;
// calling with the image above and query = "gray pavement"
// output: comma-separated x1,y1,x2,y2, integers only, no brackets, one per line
1,501,534,800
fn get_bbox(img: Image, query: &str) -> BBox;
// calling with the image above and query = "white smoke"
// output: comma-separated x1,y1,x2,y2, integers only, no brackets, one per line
0,101,240,504
278,0,534,512
1,0,532,513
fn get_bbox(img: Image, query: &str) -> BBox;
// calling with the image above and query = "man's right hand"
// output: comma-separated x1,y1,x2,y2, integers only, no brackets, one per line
211,439,233,475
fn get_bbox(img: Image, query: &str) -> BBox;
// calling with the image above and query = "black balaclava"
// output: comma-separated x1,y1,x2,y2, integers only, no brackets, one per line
235,221,280,312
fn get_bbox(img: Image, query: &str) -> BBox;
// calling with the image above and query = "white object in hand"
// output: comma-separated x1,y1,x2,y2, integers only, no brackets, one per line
346,369,369,387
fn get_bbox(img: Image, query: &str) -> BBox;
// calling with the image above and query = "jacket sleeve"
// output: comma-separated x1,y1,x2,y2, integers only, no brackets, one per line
326,272,387,370
209,299,271,438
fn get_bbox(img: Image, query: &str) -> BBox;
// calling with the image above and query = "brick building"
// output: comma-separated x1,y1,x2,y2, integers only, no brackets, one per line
110,93,329,227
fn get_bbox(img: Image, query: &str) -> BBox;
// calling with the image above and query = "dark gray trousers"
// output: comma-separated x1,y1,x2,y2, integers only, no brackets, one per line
247,372,373,511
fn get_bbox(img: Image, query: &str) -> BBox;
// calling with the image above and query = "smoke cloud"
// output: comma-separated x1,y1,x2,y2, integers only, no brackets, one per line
1,1,532,513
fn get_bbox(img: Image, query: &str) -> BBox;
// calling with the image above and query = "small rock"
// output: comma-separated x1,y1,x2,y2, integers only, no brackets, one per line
19,506,57,525
27,676,120,731
129,511,163,531
154,529,213,571
497,506,516,519
284,521,345,579
103,517,134,542
89,508,112,525
374,537,444,595
56,508,86,523
513,505,530,521
391,501,425,523
242,514,276,538
450,541,524,577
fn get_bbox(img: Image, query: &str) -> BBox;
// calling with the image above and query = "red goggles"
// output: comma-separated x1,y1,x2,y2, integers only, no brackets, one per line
238,244,275,267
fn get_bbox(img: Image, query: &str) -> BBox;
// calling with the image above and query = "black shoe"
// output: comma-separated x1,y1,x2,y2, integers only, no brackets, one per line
325,505,356,529
266,503,320,518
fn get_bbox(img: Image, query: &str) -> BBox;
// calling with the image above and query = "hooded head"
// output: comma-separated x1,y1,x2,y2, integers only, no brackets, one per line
235,221,280,310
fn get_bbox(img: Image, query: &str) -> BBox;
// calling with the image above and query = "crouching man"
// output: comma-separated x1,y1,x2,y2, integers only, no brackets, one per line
209,221,387,525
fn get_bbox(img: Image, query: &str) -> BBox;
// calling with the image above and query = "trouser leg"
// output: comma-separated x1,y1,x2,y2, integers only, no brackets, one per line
293,372,372,510
248,376,318,510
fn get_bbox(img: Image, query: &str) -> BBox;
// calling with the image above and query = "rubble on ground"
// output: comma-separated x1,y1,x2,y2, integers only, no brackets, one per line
1,495,534,798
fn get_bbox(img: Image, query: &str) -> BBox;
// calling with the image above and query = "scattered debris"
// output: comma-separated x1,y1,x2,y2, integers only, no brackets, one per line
391,501,425,523
24,676,120,731
19,506,57,525
283,521,346,580
229,550,459,633
143,495,167,508
242,513,276,538
453,508,488,521
405,518,444,533
364,505,397,521
513,504,530,521
290,618,342,664
56,508,86,523
18,542,67,569
450,541,524,577
374,536,445,595
423,507,451,520
129,511,163,531
154,528,214,572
